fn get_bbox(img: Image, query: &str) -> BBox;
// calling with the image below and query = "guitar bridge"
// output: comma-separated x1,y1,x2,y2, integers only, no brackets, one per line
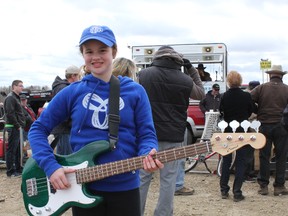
26,178,38,197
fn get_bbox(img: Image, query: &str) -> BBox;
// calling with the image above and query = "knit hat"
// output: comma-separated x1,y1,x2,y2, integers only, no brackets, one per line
152,46,183,64
248,81,260,89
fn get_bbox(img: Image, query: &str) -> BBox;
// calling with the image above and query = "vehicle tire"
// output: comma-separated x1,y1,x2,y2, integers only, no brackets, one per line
216,152,236,177
186,128,193,145
185,155,198,173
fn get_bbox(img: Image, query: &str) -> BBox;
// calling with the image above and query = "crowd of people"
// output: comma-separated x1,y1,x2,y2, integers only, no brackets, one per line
2,24,288,216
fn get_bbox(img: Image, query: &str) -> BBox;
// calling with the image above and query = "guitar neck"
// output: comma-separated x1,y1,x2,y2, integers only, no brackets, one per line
76,141,211,184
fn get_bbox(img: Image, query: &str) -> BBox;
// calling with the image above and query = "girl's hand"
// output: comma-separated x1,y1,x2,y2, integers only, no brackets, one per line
49,167,75,190
143,148,164,172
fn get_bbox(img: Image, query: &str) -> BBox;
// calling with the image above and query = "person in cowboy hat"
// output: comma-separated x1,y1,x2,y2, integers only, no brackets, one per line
196,63,212,81
251,65,288,196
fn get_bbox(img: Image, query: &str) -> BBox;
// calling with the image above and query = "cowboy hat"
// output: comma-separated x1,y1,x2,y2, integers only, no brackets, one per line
196,63,206,69
265,65,287,75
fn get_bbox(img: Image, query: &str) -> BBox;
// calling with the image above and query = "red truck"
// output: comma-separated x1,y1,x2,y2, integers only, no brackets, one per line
131,43,228,144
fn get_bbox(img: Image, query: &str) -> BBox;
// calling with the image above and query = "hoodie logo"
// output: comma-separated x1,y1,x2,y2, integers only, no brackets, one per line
82,93,124,129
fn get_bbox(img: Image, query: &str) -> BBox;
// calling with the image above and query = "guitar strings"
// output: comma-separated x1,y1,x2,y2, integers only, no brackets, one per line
25,140,212,196
26,174,77,196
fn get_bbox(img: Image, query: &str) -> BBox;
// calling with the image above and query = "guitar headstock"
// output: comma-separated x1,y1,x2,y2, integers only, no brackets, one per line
211,132,266,156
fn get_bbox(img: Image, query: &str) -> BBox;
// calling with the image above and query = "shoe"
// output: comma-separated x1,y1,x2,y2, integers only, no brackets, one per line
174,187,194,196
258,186,268,195
7,172,21,178
244,176,256,183
221,192,229,199
233,194,245,202
274,186,288,196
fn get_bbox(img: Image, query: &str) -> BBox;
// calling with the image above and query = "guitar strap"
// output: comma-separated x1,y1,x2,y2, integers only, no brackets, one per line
108,75,120,150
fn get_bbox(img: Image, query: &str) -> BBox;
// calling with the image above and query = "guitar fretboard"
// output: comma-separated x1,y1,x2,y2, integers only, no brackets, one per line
76,141,212,184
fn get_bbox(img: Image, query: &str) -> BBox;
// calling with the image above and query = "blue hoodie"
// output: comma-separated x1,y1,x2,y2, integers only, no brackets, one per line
29,74,158,192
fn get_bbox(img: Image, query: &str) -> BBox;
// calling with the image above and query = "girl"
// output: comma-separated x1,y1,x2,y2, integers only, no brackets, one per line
29,25,163,216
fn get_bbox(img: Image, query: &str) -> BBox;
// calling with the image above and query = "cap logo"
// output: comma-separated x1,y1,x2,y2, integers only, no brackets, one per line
90,26,103,34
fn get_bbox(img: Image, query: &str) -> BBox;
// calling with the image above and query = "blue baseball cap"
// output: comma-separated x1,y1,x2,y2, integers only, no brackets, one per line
79,25,116,47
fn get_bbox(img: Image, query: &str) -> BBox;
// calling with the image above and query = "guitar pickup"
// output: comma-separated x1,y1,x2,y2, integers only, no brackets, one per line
26,178,38,197
50,182,56,194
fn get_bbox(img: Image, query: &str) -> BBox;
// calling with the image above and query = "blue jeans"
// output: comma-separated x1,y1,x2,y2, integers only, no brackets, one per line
55,133,72,155
175,129,187,191
140,141,181,216
258,123,288,187
175,158,185,191
6,127,21,176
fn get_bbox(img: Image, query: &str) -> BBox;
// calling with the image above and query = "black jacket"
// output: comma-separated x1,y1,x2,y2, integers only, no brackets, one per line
4,92,26,129
220,87,255,132
52,76,70,96
139,59,193,142
51,76,71,134
199,90,222,113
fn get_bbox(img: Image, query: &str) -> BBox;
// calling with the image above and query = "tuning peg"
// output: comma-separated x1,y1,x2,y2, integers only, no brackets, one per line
250,135,256,141
215,135,221,141
229,120,239,133
240,120,250,133
218,120,228,133
250,120,261,133
238,135,244,141
226,135,232,140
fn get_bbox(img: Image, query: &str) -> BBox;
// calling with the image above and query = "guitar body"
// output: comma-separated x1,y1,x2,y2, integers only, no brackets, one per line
21,140,111,216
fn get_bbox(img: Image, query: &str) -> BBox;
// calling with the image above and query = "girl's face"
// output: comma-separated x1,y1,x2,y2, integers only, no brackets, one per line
82,40,116,81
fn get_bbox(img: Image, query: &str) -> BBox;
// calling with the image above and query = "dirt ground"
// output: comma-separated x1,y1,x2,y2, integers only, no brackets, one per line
0,159,287,216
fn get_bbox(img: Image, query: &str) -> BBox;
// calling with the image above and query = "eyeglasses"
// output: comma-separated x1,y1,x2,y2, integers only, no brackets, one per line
213,89,220,91
17,85,24,88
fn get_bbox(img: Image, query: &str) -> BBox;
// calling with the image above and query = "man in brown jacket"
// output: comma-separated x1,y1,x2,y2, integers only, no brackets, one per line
251,65,288,196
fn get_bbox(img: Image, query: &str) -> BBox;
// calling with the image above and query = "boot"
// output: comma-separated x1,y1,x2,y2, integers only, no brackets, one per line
258,186,268,195
274,186,288,196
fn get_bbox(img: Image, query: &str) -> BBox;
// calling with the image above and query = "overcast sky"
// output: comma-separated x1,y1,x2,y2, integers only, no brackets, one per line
1,0,288,88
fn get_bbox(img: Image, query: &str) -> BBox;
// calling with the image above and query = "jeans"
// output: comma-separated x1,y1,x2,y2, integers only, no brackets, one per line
257,123,288,187
175,158,185,191
6,127,21,176
175,129,187,191
140,141,181,216
55,133,72,155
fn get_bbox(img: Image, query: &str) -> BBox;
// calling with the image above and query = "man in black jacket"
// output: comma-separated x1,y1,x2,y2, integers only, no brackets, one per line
199,83,221,114
139,46,194,216
4,80,26,177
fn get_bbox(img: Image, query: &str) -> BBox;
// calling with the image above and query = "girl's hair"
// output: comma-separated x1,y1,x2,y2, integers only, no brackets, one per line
80,65,91,76
112,57,137,80
226,70,242,88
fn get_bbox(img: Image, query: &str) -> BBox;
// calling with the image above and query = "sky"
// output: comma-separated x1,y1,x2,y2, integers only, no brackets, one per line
1,0,288,88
